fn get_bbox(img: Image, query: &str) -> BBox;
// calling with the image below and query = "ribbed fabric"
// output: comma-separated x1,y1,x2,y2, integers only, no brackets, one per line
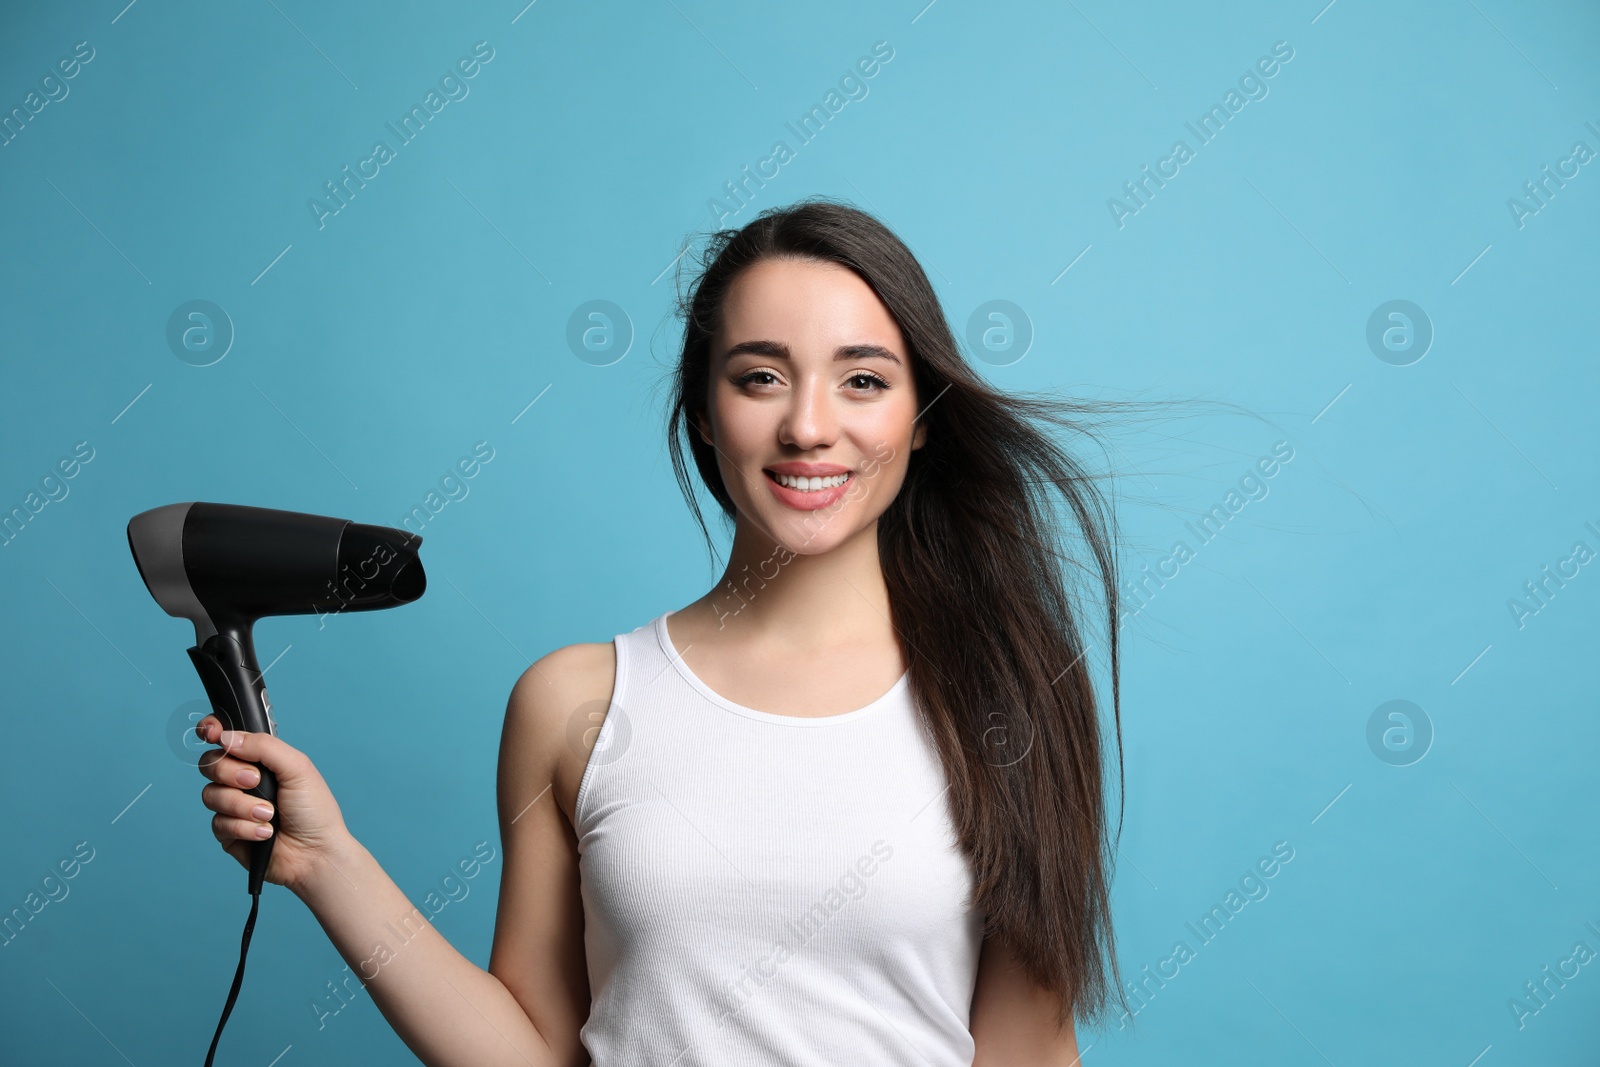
574,609,984,1067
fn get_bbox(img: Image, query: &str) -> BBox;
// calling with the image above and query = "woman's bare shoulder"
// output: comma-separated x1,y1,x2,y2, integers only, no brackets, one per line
502,641,618,825
508,641,618,718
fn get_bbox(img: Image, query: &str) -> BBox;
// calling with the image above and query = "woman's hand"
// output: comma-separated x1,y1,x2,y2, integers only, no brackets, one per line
195,716,351,896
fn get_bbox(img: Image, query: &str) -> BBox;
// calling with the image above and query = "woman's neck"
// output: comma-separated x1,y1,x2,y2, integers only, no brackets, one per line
686,517,893,654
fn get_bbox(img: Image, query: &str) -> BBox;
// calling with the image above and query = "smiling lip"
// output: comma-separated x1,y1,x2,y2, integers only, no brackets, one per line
762,463,855,511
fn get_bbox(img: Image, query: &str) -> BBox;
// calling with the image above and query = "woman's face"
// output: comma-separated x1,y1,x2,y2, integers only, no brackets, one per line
698,256,927,556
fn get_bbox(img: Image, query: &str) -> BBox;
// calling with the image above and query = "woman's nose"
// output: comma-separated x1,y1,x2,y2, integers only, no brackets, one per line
779,378,838,449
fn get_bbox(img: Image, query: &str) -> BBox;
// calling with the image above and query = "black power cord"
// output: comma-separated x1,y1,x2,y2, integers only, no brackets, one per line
204,888,261,1066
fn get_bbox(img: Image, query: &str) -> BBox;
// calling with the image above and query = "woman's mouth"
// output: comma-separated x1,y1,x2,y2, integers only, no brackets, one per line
762,468,854,511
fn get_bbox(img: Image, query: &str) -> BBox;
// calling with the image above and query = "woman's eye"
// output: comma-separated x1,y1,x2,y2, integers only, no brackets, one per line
735,370,778,387
848,373,889,391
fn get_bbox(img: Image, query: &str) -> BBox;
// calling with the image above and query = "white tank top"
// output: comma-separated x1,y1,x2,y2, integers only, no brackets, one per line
574,609,985,1066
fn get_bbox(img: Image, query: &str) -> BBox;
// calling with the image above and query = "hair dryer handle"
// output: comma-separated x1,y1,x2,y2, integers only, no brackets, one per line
187,635,279,896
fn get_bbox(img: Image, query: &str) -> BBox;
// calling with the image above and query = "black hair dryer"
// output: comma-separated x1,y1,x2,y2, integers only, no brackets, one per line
128,502,425,1065
127,501,426,895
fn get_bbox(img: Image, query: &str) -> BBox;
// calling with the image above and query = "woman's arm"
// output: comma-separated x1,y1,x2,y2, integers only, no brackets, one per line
294,829,557,1067
969,934,1084,1067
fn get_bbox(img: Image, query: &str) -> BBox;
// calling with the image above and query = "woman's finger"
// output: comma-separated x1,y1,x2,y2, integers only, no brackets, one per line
200,782,274,823
212,811,274,843
197,747,263,789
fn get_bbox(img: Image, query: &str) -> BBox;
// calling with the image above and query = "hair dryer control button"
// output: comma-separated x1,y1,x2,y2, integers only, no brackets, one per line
261,688,277,735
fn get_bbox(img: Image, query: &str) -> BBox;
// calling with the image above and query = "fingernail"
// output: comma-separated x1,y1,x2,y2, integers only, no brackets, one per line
255,824,273,838
220,729,239,748
236,768,260,787
252,804,273,821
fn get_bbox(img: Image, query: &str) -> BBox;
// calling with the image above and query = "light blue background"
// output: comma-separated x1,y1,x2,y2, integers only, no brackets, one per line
2,1,1597,1064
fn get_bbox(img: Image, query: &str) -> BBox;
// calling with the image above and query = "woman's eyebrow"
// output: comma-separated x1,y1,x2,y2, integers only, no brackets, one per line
723,339,901,365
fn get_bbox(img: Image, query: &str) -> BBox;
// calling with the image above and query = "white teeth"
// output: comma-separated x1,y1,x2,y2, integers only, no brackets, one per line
773,472,849,491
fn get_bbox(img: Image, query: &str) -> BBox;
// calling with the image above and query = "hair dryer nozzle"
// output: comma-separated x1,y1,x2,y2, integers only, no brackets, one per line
331,522,427,613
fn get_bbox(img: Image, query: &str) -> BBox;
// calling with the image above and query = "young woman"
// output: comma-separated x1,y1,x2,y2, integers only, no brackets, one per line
196,199,1129,1065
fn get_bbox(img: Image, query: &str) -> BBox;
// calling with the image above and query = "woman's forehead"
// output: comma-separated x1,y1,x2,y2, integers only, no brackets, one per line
715,259,904,357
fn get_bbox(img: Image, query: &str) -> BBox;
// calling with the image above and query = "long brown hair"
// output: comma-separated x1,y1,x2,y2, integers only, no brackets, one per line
664,197,1132,1030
